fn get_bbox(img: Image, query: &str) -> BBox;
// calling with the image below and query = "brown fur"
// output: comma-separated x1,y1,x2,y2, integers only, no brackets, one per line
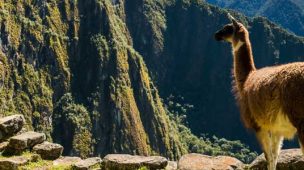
215,17,304,170
243,63,304,130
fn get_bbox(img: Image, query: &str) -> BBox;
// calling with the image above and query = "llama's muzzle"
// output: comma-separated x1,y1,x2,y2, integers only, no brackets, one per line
214,31,223,41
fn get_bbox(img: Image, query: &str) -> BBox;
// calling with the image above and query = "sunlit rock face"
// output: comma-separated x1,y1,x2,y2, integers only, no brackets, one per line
0,0,185,159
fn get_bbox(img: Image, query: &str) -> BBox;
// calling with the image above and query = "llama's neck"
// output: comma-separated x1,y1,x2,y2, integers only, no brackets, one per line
233,39,256,90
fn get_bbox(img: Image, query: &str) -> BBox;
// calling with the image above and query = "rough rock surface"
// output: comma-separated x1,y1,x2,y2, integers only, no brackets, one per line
53,156,82,166
5,131,45,154
33,141,63,160
72,157,102,170
103,154,168,170
0,156,29,170
0,141,8,152
16,128,28,135
0,115,24,141
166,161,177,170
250,149,304,170
178,153,244,170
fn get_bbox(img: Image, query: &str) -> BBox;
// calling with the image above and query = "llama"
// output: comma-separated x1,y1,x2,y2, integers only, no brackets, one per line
215,14,304,170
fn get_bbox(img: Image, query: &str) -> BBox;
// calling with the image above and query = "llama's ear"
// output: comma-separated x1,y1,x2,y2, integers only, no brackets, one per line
227,13,239,28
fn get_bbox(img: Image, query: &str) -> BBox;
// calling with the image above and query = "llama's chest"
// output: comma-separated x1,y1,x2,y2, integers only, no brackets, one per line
261,111,297,139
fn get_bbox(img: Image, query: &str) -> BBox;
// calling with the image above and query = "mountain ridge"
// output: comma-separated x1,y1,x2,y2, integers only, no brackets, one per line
206,0,304,36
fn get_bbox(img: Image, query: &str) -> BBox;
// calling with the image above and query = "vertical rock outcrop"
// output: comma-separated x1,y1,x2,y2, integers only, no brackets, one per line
0,0,185,159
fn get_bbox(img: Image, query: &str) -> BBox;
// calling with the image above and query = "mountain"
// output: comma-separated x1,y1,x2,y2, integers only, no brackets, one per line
206,0,304,36
1,0,304,159
125,0,304,150
0,0,186,159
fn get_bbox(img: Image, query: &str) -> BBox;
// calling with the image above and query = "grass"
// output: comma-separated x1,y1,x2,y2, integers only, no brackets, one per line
0,151,71,170
0,151,33,159
20,159,51,170
20,160,72,170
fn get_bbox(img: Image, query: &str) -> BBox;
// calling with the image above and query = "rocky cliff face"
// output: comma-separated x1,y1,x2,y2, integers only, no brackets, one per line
0,0,185,159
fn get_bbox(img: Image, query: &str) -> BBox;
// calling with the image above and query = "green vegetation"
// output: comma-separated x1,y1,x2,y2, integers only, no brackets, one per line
1,0,304,163
20,160,50,170
0,151,69,170
0,61,53,137
19,158,72,170
128,0,304,152
207,0,304,36
171,113,257,163
0,151,32,159
52,93,93,158
165,95,257,163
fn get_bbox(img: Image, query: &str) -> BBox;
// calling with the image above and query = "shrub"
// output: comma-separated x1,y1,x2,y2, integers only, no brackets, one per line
52,93,93,158
165,94,257,163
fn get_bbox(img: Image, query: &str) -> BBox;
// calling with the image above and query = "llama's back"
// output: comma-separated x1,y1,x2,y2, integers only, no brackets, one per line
242,62,304,136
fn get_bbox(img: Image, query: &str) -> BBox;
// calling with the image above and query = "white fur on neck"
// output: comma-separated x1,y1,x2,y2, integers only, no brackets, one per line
233,41,245,52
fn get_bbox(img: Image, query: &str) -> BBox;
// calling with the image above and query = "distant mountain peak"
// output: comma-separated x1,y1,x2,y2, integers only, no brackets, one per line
207,0,304,36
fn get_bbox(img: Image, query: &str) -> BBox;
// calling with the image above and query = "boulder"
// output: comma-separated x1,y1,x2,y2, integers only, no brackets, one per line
72,157,102,170
0,141,8,152
177,153,244,170
16,127,28,135
166,161,177,170
4,131,45,154
0,114,25,141
53,156,82,166
250,149,304,170
0,156,29,170
33,141,63,160
103,154,168,170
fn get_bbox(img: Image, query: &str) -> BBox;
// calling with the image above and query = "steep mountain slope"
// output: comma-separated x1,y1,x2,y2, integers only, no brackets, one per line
0,0,185,159
125,0,304,149
206,0,304,36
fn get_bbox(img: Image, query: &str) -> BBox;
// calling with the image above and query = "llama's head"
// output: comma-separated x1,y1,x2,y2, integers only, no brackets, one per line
214,14,248,46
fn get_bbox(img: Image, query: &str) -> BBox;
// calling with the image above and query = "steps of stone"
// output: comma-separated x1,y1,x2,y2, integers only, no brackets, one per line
0,114,25,141
4,131,45,155
72,157,102,170
33,141,63,160
103,154,168,170
0,156,30,170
